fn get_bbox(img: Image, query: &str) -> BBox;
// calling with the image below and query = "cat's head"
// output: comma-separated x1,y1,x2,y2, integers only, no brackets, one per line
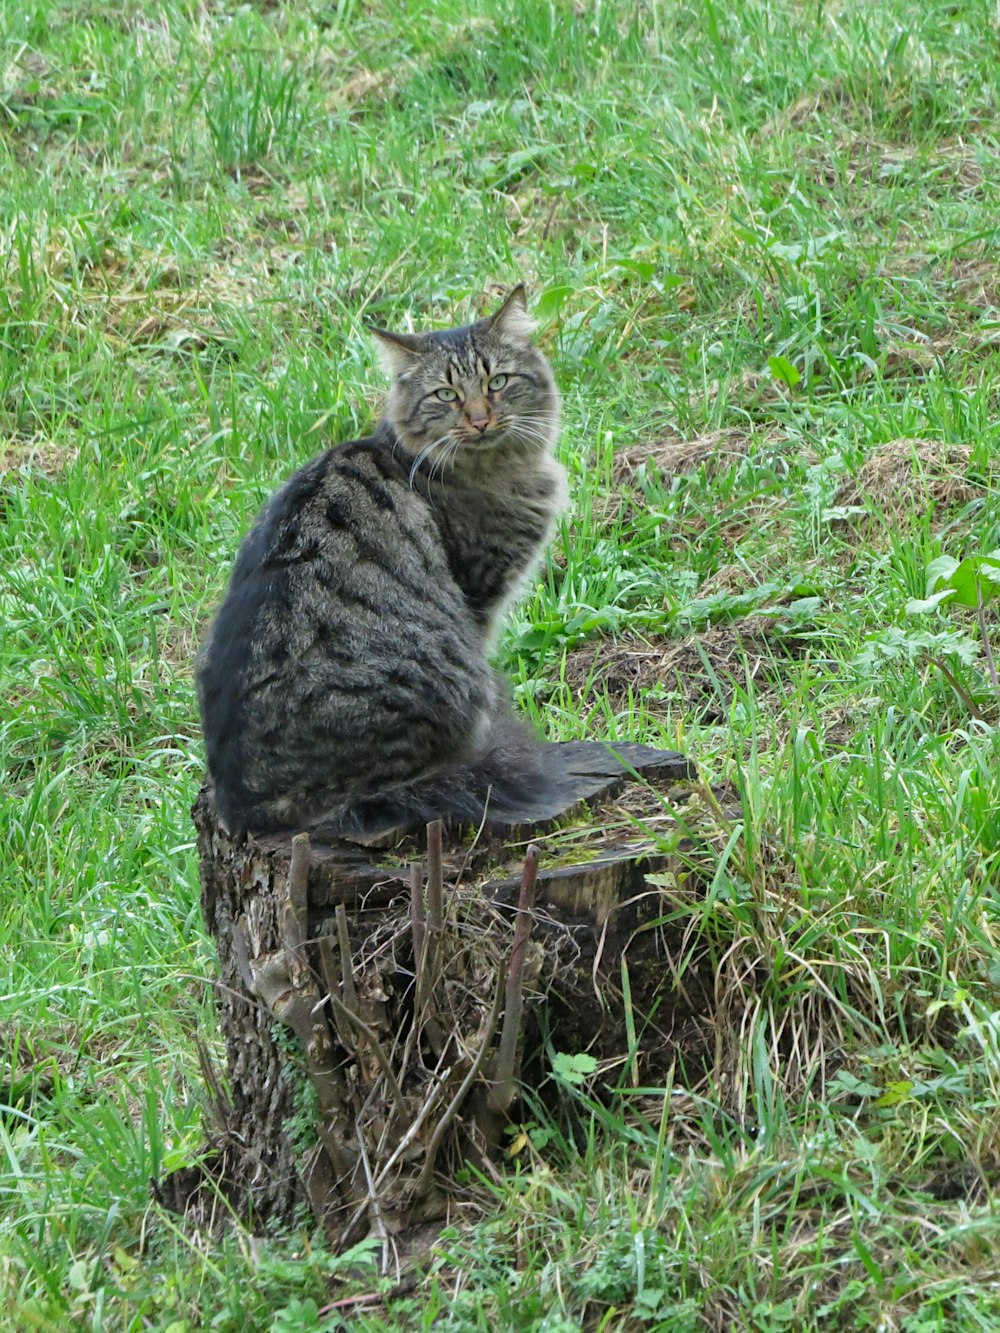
368,286,561,472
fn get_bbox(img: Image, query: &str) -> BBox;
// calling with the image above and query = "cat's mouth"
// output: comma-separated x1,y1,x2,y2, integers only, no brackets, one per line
457,423,506,446
456,418,549,451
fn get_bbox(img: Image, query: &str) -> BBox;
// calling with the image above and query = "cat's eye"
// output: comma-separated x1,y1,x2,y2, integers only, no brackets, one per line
435,387,459,402
487,374,508,391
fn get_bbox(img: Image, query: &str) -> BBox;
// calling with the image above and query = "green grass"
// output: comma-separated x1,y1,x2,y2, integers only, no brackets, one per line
3,0,1000,1327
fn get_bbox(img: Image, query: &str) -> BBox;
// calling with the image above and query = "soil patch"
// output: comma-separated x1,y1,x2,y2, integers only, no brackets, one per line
947,254,1000,313
0,438,78,479
760,79,857,136
809,137,984,197
561,616,805,721
608,428,794,542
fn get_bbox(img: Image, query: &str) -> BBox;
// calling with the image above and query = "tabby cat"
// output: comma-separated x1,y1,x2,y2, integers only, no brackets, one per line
197,286,579,837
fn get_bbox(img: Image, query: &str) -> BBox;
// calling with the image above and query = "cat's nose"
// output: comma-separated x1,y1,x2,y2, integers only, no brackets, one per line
467,411,490,433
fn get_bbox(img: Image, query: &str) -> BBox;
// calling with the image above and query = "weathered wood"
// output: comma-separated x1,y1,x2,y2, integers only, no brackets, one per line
184,742,714,1246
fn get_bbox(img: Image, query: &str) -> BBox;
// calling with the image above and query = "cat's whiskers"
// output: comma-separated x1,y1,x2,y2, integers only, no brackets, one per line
439,436,463,478
429,434,462,482
506,419,560,451
408,431,456,487
508,417,556,437
513,410,560,430
507,409,560,436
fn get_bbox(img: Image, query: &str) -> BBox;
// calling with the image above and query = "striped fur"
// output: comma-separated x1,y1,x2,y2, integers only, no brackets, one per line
196,288,566,836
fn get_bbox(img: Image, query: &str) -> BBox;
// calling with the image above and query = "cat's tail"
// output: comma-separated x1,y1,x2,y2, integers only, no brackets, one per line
307,713,690,840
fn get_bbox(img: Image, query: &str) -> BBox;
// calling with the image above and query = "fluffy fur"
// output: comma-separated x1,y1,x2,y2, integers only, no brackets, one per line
196,287,568,837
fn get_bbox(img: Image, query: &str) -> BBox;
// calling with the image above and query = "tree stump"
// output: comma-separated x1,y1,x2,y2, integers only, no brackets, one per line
187,742,716,1249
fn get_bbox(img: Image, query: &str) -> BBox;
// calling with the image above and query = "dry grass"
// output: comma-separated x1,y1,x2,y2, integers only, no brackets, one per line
612,428,756,487
834,436,983,525
809,136,986,194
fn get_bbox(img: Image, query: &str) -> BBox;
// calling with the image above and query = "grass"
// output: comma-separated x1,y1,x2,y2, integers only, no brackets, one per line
3,0,1000,1327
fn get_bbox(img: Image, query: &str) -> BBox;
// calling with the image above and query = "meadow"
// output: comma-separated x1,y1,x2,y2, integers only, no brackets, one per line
3,0,1000,1327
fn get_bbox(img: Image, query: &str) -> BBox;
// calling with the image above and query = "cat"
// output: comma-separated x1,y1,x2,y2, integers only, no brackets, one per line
197,285,669,840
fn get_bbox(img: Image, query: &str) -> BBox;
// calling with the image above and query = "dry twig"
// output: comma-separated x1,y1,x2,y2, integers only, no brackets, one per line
414,823,447,1055
490,843,540,1114
415,961,508,1199
335,903,359,1017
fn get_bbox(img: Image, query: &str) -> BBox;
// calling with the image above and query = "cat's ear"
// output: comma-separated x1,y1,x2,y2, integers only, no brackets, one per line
487,285,537,342
368,326,428,378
